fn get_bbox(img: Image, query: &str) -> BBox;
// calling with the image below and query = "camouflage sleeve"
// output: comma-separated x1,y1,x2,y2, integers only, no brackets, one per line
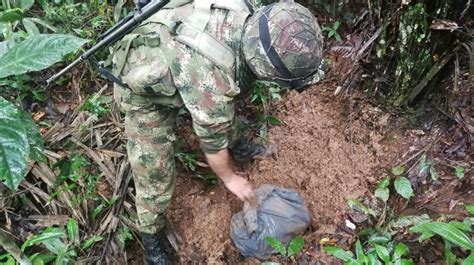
172,44,240,154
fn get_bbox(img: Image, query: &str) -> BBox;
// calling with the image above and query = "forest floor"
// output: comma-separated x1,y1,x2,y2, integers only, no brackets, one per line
135,55,458,264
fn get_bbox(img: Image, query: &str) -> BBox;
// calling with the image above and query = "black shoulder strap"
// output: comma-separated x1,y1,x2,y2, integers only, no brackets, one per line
258,5,292,80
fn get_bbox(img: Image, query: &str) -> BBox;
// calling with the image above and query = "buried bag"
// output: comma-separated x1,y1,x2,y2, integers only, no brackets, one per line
230,185,311,259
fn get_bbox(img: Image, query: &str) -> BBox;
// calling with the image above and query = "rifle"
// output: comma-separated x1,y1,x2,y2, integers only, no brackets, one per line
46,0,170,85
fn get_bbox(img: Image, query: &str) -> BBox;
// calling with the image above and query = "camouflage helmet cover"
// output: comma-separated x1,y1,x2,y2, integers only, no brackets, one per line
242,2,324,89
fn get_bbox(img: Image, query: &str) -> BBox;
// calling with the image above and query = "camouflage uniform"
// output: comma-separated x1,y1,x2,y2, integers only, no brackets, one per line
111,0,322,235
112,1,259,234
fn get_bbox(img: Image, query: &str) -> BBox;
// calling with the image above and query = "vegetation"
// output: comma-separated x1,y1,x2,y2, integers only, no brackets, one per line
0,0,471,263
264,235,305,262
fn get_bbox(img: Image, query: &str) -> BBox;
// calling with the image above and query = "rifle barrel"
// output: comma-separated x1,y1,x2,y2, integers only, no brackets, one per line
47,0,170,85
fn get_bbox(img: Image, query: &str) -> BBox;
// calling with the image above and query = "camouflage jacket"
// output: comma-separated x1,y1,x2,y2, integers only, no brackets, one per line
111,0,271,153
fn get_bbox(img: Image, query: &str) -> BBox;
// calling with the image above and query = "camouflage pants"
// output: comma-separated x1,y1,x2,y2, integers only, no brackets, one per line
112,24,240,234
114,84,182,234
114,77,238,234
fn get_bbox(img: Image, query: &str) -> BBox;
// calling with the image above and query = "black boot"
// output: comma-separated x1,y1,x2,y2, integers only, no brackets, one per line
230,139,277,163
141,233,171,265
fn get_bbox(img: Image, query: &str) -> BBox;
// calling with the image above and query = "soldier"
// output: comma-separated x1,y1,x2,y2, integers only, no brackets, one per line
110,0,324,263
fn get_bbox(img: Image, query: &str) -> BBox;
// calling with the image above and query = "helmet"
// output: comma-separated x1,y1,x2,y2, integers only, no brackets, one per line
242,2,324,89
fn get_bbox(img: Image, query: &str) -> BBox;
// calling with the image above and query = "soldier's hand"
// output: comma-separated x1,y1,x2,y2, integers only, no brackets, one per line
223,175,256,202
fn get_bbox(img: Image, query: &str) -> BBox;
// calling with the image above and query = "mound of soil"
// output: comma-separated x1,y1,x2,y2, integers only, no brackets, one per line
166,82,406,263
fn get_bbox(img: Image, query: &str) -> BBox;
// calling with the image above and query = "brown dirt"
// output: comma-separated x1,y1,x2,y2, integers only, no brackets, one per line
166,78,409,263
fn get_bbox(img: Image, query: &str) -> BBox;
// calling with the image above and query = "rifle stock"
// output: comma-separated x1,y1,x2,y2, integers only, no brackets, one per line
47,0,170,85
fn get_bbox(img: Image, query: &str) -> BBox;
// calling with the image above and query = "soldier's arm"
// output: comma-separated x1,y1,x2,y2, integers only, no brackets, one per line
205,149,255,202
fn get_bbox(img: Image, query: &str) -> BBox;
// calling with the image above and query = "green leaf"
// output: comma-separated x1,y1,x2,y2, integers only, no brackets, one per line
394,177,413,199
444,241,456,265
323,246,355,262
394,242,408,259
449,221,472,232
409,222,474,250
30,254,56,265
466,204,474,216
27,18,58,33
373,244,390,263
0,8,23,23
21,227,64,251
455,166,465,179
347,199,376,217
397,259,414,265
367,252,382,265
429,166,438,181
391,165,405,175
462,253,474,265
0,97,44,191
375,188,389,202
287,236,304,257
355,240,365,260
264,237,286,257
377,177,390,189
388,214,431,230
266,115,282,126
22,18,40,35
21,0,35,10
66,218,79,244
0,34,88,78
81,235,103,250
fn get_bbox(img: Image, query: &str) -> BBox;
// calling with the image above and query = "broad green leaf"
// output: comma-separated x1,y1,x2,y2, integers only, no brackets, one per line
367,252,382,265
0,97,44,191
347,199,376,217
27,18,58,33
449,221,472,232
30,254,56,265
375,188,389,202
22,18,40,35
355,240,365,260
42,237,68,255
264,237,286,257
391,165,405,175
394,177,413,199
418,154,428,175
21,227,64,251
21,0,35,10
462,253,474,265
266,115,282,126
287,236,304,257
0,8,23,23
323,246,355,262
377,177,390,189
0,39,17,57
410,222,474,250
373,244,390,263
368,235,391,244
444,241,456,265
66,218,79,244
466,204,474,216
455,166,465,179
81,235,103,250
0,34,88,78
397,259,414,265
388,214,431,230
394,242,408,258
